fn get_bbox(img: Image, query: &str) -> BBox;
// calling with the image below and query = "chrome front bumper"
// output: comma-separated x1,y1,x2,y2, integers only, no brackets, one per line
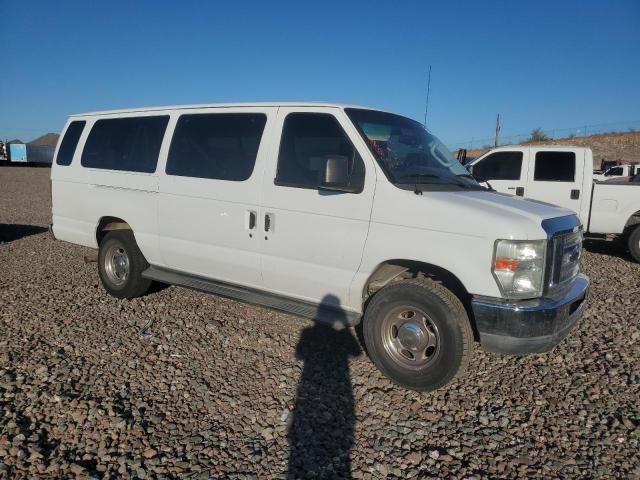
471,273,590,354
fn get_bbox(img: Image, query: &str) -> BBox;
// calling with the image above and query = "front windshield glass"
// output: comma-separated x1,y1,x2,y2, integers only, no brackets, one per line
346,108,479,189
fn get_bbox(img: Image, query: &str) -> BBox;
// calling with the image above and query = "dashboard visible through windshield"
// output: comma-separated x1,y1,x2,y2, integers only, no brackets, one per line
346,108,481,191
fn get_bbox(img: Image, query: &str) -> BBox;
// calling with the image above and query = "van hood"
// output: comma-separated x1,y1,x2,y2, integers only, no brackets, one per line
452,190,573,221
379,188,578,241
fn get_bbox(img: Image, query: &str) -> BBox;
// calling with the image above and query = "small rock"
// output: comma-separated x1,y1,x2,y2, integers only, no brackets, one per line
143,448,157,459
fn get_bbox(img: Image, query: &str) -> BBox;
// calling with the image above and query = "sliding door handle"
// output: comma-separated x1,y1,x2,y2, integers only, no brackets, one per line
245,210,257,233
264,213,272,232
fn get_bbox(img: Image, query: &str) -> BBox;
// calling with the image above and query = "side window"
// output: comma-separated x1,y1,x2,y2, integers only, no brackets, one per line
56,121,86,166
534,152,575,182
275,113,365,191
472,151,523,181
81,116,169,173
166,113,266,181
607,167,623,176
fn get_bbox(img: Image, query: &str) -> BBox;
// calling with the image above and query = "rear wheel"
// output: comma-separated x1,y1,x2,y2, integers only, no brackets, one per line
627,225,640,262
363,278,473,391
98,230,151,298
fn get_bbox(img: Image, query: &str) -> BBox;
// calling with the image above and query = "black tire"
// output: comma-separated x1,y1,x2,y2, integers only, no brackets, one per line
627,225,640,262
363,278,474,391
98,230,152,299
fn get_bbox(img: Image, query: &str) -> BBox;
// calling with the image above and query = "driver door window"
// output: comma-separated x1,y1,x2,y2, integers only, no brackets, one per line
275,113,365,192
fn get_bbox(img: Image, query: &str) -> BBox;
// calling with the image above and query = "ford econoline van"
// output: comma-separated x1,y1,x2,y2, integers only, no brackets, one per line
50,103,589,391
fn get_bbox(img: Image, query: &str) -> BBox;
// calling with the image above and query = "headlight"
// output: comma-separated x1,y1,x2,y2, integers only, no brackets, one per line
492,240,546,299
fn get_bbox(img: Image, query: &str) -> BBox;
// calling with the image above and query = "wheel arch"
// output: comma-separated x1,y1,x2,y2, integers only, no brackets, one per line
624,210,640,232
362,259,478,338
363,260,469,302
96,216,132,245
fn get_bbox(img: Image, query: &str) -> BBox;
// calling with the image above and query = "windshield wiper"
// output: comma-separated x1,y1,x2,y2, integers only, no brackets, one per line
397,173,440,181
457,173,494,191
456,173,476,180
398,173,475,190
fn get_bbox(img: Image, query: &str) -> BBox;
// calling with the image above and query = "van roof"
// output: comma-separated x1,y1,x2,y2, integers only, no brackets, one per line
71,102,383,117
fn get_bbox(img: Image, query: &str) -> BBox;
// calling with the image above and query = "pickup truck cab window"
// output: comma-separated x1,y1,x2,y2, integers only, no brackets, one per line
346,108,480,191
275,112,365,192
534,151,576,182
166,113,267,181
472,151,523,181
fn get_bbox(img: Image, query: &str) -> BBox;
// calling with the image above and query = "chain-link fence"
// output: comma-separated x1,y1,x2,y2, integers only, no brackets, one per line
447,120,640,150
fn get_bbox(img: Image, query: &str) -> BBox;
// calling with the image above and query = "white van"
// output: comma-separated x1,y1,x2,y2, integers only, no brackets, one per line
50,103,589,391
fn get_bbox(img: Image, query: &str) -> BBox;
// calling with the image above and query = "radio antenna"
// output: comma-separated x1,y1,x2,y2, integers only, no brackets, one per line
423,64,432,127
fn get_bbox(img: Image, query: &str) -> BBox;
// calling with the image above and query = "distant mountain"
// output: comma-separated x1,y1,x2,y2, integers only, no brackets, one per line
28,133,59,147
8,139,24,144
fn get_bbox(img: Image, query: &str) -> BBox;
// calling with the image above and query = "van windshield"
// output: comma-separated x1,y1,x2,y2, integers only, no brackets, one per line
346,108,480,190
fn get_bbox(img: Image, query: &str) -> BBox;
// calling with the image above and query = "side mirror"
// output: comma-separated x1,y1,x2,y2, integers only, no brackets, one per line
319,156,357,193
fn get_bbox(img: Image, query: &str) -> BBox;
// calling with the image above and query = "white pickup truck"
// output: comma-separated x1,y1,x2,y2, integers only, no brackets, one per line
593,164,637,182
468,146,640,261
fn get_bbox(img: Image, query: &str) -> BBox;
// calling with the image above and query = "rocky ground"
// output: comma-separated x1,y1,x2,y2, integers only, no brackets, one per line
1,167,638,479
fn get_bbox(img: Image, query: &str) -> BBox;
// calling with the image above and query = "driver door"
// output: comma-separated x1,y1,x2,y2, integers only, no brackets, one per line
258,107,376,310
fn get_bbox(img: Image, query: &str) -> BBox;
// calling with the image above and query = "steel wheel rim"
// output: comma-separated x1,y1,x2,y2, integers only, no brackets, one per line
104,244,129,286
381,306,441,370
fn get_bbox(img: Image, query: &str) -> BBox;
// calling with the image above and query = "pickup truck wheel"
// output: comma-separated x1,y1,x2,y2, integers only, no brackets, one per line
627,226,640,262
98,230,152,299
363,278,473,391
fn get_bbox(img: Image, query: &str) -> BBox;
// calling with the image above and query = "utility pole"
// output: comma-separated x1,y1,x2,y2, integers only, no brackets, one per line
423,65,432,127
494,114,501,147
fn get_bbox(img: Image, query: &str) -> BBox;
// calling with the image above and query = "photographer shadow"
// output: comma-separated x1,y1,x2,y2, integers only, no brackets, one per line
287,295,361,479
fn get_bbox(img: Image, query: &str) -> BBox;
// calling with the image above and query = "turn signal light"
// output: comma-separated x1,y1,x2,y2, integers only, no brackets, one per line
495,258,519,271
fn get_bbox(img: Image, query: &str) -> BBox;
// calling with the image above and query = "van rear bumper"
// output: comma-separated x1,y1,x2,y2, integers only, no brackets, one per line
471,274,589,354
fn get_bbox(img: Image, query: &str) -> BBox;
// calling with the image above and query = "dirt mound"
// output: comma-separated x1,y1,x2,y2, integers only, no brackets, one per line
28,133,59,147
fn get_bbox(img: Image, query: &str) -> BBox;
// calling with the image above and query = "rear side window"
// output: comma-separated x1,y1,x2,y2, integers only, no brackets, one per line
56,121,86,166
166,113,266,181
81,116,169,173
275,113,365,191
472,151,523,181
534,152,575,182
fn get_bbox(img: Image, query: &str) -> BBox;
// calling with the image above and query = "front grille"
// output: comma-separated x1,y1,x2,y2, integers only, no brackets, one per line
549,229,583,289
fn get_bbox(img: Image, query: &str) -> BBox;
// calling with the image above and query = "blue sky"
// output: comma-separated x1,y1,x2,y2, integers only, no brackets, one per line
1,0,638,146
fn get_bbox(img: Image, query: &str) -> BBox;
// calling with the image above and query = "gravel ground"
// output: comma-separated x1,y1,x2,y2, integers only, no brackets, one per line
1,166,639,479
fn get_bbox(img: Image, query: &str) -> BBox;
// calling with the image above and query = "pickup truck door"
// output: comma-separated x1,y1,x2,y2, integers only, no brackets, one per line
469,149,528,196
258,106,375,311
524,148,586,218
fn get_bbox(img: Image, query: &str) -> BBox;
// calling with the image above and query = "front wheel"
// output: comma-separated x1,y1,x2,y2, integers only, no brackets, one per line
363,278,474,391
627,225,640,262
98,230,152,299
